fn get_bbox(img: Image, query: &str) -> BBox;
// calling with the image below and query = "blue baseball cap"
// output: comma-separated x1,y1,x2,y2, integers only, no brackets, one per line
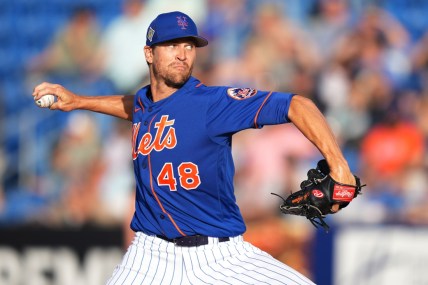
146,11,208,47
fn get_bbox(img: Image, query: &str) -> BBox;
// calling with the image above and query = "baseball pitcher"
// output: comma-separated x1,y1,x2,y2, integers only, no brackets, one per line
33,11,362,285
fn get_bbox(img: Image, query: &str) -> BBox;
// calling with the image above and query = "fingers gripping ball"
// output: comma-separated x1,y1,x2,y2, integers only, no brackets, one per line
272,159,365,232
35,94,55,108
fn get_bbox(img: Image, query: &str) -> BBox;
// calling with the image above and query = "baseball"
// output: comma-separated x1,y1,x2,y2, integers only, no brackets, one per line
35,94,55,108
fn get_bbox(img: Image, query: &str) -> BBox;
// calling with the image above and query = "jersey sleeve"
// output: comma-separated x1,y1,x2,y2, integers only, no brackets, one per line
206,86,295,136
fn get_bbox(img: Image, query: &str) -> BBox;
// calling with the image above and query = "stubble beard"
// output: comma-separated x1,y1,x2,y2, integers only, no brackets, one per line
153,62,193,89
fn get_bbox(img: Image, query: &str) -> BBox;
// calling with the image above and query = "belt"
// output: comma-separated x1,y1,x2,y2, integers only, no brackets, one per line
156,234,230,247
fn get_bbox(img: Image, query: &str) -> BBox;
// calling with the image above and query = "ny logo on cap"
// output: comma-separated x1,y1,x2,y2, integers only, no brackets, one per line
177,16,188,30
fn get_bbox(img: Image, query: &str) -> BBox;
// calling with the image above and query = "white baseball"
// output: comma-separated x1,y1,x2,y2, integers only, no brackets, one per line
35,94,55,108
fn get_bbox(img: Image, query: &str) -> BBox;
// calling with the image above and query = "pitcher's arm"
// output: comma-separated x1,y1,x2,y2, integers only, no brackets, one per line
33,82,134,121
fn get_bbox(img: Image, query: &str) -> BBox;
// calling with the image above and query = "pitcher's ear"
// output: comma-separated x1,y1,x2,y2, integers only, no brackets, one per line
144,46,153,64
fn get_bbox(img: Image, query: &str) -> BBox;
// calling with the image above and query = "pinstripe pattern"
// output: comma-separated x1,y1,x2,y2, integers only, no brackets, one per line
106,232,316,285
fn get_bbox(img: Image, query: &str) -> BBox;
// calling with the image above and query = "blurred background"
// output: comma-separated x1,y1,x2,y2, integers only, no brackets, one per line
1,0,428,284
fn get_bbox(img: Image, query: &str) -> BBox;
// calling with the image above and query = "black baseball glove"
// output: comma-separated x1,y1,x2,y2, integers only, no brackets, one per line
272,159,364,232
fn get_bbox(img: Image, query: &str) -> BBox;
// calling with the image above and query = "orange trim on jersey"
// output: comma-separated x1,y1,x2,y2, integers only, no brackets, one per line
253,91,272,128
195,82,203,88
138,96,145,112
146,115,186,237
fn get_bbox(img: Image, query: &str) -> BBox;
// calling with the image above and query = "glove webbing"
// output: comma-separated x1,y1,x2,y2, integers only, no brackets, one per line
272,193,331,233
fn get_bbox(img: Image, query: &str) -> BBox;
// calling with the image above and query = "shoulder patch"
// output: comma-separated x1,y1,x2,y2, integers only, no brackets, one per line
227,88,257,100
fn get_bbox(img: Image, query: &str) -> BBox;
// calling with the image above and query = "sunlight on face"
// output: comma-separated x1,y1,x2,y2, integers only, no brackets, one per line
151,39,196,88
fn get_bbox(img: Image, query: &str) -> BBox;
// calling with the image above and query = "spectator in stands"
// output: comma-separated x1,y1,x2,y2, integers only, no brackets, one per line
361,112,425,180
97,119,134,225
233,125,318,221
331,6,410,87
99,0,208,94
28,5,103,83
413,94,428,142
306,0,354,59
399,150,428,225
48,113,103,226
411,30,428,91
202,0,250,60
99,0,150,94
207,2,320,93
315,6,410,150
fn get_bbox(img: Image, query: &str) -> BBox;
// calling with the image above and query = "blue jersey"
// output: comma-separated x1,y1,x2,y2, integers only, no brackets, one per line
130,76,295,238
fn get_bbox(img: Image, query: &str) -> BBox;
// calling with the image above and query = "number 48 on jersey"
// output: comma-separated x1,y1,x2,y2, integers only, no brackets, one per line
157,162,201,191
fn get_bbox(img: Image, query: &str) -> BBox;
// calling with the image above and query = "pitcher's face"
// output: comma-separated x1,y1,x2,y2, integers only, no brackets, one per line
145,39,196,88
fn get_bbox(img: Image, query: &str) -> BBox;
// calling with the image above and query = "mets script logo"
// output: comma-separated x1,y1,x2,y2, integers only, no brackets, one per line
227,88,257,100
132,115,177,159
177,16,188,30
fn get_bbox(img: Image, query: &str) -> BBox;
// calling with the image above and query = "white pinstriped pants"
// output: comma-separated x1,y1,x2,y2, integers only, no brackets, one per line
106,232,316,285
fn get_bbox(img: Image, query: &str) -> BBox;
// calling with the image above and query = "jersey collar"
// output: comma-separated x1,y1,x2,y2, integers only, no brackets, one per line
138,76,200,106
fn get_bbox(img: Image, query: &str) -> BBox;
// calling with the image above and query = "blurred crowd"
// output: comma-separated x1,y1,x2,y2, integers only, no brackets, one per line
1,0,428,278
